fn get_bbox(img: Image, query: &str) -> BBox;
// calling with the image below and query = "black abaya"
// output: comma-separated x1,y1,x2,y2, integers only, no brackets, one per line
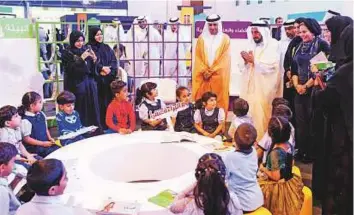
88,27,118,129
62,30,102,129
311,24,353,215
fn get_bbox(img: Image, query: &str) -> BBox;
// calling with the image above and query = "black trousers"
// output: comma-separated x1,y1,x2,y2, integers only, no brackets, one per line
284,87,297,127
294,93,313,157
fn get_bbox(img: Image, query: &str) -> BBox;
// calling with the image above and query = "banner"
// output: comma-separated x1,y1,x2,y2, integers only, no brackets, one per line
0,18,33,39
195,21,251,39
149,102,189,120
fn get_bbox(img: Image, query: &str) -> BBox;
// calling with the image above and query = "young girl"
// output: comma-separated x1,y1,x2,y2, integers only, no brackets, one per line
170,153,242,215
194,92,225,138
172,86,196,133
257,104,295,163
19,92,59,158
258,116,304,215
135,82,168,131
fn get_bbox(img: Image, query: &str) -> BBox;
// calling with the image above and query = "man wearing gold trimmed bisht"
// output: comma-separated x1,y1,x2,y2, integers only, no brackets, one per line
192,14,231,115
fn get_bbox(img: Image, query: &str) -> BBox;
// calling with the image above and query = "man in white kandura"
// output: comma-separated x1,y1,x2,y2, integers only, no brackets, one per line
104,18,126,48
163,17,191,86
126,16,162,82
239,20,281,140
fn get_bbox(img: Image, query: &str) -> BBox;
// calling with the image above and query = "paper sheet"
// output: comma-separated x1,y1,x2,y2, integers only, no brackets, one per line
58,126,98,140
310,51,328,64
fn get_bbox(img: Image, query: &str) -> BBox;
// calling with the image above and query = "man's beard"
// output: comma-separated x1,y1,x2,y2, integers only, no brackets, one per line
254,37,263,44
286,33,295,39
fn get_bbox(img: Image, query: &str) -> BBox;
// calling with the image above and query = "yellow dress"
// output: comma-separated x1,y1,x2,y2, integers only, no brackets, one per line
258,148,304,215
192,34,231,114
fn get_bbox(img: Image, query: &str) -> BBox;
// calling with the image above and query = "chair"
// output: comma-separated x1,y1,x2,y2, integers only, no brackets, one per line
299,186,313,215
292,165,302,177
245,207,272,215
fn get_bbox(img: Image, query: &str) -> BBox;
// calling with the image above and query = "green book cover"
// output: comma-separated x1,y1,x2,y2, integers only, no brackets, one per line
148,189,177,208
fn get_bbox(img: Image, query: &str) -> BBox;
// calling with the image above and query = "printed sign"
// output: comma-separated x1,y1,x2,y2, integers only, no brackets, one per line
149,102,189,120
195,21,251,39
0,18,33,39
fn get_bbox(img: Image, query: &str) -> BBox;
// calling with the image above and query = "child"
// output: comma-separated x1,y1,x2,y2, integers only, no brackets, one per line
15,159,92,215
194,92,225,138
19,92,59,158
258,116,304,215
113,44,133,93
172,86,196,133
136,82,168,131
0,106,38,169
271,97,290,108
56,91,86,146
170,153,242,215
228,98,254,138
0,142,21,215
224,123,264,213
106,80,136,134
257,104,295,163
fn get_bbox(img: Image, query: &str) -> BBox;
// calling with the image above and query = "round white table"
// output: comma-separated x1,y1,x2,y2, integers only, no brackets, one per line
47,131,224,214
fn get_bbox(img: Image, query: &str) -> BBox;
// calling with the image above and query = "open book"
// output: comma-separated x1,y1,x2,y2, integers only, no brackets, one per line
160,132,197,144
57,126,98,140
148,189,178,208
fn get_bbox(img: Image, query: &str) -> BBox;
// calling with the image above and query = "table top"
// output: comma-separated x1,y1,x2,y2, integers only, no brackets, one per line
47,131,225,214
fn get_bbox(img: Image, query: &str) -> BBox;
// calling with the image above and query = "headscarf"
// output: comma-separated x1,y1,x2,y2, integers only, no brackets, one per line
295,17,306,24
301,18,322,36
246,20,271,48
323,10,341,22
202,14,224,66
166,17,180,34
88,26,102,47
326,16,353,45
68,30,86,55
280,19,295,41
290,17,307,46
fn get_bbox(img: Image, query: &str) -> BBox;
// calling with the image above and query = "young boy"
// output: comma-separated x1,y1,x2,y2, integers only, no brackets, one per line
194,92,225,138
15,159,92,215
257,104,295,163
0,105,37,168
228,98,254,139
0,142,21,215
224,123,264,213
56,91,86,146
106,80,136,134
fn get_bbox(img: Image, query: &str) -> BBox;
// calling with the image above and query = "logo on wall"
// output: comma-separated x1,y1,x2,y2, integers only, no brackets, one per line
195,21,252,39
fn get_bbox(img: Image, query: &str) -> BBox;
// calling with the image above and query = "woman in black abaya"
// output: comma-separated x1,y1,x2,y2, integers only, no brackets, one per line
88,27,118,130
311,23,353,215
62,30,102,129
326,16,353,68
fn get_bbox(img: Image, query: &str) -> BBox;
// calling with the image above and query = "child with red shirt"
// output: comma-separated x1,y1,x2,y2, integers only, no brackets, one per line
105,80,136,134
